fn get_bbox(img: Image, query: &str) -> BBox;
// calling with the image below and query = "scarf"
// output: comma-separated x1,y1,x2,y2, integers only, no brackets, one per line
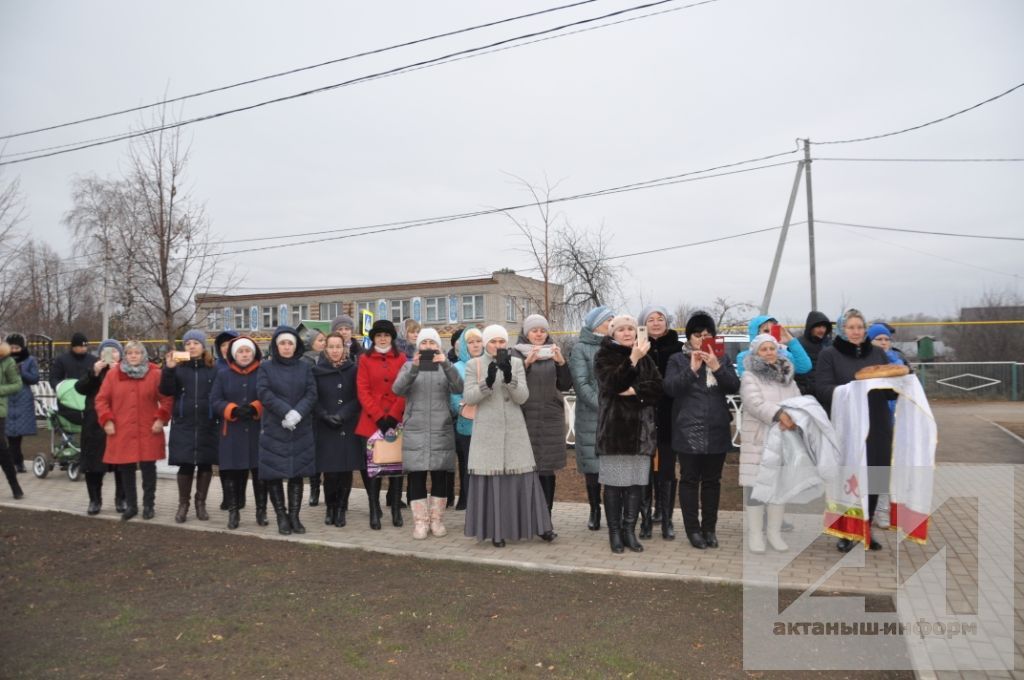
120,360,150,379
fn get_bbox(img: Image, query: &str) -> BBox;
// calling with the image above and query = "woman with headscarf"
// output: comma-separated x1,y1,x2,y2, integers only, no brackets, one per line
299,326,328,507
210,336,265,529
817,309,892,551
392,327,463,539
311,332,363,528
258,326,318,535
594,315,662,554
96,341,172,520
663,312,741,550
0,342,24,499
75,338,126,515
160,329,219,523
3,333,39,473
568,306,614,531
449,327,484,510
463,325,555,547
355,319,408,529
511,314,572,535
637,304,682,541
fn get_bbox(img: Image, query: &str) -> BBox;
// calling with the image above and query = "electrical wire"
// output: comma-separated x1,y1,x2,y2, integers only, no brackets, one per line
0,0,605,141
812,80,1024,145
0,0,718,166
816,219,1024,242
814,157,1024,163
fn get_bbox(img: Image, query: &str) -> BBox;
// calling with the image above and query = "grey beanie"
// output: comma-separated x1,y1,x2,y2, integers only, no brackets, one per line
522,314,549,335
331,314,355,332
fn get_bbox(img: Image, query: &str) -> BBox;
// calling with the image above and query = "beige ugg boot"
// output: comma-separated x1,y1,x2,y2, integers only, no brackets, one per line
766,504,790,552
429,496,448,537
746,504,766,554
410,499,430,540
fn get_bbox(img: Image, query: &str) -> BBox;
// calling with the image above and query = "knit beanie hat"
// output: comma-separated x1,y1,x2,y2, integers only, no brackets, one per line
638,305,671,327
5,333,25,348
416,327,442,350
98,338,124,356
867,323,891,341
749,333,779,354
482,324,509,347
685,311,716,339
70,332,88,347
522,314,549,335
609,315,638,334
275,332,298,347
583,306,615,331
231,337,257,358
331,314,355,332
182,329,207,348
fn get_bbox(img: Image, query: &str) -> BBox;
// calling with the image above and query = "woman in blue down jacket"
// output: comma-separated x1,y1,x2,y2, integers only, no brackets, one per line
258,326,317,535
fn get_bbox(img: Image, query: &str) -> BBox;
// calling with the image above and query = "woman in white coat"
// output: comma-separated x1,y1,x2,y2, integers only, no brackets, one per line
739,334,800,553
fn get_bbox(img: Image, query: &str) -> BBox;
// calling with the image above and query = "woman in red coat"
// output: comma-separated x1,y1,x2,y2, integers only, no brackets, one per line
96,341,172,521
356,320,407,529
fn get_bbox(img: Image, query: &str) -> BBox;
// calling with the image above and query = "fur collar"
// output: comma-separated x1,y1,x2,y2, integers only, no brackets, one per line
832,336,875,359
744,354,794,384
599,336,633,356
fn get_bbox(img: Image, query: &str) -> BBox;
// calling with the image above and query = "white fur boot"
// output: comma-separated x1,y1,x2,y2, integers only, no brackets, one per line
766,504,789,552
874,494,891,529
410,499,430,540
746,504,766,554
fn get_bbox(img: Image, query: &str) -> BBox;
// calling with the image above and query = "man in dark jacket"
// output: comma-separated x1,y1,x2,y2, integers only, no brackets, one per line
49,332,98,387
795,311,833,397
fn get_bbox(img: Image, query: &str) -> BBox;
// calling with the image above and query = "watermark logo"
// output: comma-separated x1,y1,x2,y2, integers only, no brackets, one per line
742,465,1015,672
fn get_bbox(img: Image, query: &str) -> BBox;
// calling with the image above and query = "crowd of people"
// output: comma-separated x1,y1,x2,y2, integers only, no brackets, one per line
0,304,903,554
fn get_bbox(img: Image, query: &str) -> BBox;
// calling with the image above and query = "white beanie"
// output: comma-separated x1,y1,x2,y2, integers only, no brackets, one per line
275,332,297,347
416,327,442,350
522,314,549,335
482,324,509,347
609,314,638,334
750,333,779,354
230,338,256,358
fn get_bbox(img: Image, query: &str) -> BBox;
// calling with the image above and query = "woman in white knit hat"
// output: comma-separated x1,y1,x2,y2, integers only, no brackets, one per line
463,324,555,547
511,314,572,534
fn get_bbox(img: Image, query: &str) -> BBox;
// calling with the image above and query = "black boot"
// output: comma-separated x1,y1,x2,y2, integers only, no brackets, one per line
623,485,644,553
85,472,103,515
219,473,230,511
254,474,269,526
604,486,625,554
237,469,248,510
287,477,306,534
120,466,138,521
446,471,455,508
539,475,557,538
175,472,192,523
194,468,213,521
639,482,653,539
652,471,663,523
336,476,351,528
660,479,676,540
586,482,601,531
366,475,383,530
268,481,290,535
141,463,157,520
308,473,320,507
113,468,126,513
225,473,240,530
389,477,404,528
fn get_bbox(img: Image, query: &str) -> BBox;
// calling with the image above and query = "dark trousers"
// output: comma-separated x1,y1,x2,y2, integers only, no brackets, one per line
679,452,726,533
0,419,20,493
865,394,894,520
652,444,678,485
406,470,449,501
455,433,471,499
323,471,353,505
8,435,23,468
119,462,157,508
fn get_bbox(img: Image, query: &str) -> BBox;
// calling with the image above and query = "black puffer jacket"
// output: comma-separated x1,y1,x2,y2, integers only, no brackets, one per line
594,338,662,457
49,350,98,388
663,347,740,456
646,329,680,443
795,311,833,396
257,326,318,480
160,356,220,466
312,354,364,473
815,336,889,415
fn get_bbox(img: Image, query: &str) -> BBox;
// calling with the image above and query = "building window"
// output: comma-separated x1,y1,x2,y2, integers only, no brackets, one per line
424,296,447,323
262,306,279,329
356,301,374,314
319,301,342,321
390,299,411,323
206,309,221,331
505,296,517,323
234,307,246,330
291,304,309,326
462,294,484,321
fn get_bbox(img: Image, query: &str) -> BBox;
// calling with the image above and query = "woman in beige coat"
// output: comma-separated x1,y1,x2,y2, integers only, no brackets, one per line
739,334,800,553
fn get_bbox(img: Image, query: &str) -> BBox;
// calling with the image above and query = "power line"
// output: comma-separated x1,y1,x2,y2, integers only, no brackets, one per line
0,0,604,142
0,0,717,166
814,156,1024,163
812,80,1024,145
816,219,1024,242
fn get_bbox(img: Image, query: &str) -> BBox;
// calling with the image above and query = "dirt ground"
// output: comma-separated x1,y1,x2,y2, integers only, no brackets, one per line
0,507,908,679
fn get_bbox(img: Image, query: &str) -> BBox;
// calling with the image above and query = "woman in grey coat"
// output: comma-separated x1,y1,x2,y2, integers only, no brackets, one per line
511,314,572,531
392,328,463,539
567,306,614,531
463,325,555,548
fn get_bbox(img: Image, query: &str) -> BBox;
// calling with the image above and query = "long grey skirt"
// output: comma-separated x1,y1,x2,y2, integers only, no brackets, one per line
463,472,553,542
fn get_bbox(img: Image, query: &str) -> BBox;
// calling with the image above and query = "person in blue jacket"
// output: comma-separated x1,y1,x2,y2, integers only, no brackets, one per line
735,315,812,378
449,327,484,511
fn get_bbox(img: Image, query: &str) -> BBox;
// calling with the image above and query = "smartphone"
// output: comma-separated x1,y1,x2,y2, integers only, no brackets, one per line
536,346,554,359
418,349,439,371
495,348,510,365
172,350,190,362
701,336,726,358
769,323,782,341
100,347,116,364
636,326,648,346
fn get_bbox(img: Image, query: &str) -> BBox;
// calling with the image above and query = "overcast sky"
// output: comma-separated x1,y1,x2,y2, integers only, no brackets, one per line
2,0,1022,327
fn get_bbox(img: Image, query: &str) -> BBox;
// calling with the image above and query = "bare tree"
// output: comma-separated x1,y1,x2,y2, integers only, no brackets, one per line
0,170,27,325
948,289,1024,362
672,296,758,334
3,239,100,338
501,173,564,320
553,221,627,327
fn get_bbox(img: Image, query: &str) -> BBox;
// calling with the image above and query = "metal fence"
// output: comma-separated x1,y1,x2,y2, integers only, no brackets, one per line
910,362,1023,401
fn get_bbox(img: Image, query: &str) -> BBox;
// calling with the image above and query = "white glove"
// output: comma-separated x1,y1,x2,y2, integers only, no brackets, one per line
282,409,301,430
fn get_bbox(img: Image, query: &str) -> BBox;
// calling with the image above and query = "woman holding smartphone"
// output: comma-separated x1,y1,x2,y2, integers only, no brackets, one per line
463,325,554,547
594,315,662,554
511,315,572,533
663,312,740,550
76,339,127,515
160,330,219,524
392,328,463,539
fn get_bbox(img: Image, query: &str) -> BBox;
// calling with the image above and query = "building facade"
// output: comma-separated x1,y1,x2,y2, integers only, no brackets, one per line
195,270,564,346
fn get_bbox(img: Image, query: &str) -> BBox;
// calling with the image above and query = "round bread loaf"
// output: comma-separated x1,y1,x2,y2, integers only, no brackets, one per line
854,364,910,380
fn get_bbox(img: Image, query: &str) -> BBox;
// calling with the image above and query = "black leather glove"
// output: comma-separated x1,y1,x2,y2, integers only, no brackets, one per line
485,361,498,389
501,362,513,384
234,404,254,420
323,413,344,429
376,416,399,432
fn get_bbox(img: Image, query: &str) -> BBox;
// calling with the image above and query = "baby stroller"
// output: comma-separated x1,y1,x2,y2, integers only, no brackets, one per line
33,379,84,481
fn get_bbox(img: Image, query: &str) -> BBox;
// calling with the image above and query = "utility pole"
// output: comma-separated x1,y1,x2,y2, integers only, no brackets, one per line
803,138,818,310
760,161,805,314
101,240,110,340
